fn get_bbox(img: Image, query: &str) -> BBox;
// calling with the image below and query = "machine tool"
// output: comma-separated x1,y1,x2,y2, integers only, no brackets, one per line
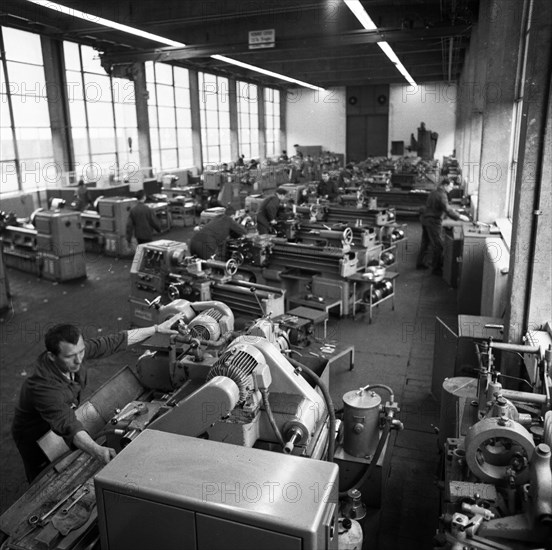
269,239,359,278
226,233,273,268
436,331,552,549
0,295,404,550
129,239,285,322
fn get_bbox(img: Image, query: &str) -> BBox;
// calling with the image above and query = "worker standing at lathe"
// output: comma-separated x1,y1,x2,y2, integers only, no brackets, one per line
126,190,161,245
11,316,182,482
256,187,288,234
318,170,339,201
189,208,247,259
417,178,469,275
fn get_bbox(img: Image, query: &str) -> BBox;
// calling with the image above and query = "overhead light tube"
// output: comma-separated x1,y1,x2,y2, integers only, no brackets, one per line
343,0,417,86
24,0,186,47
26,0,324,90
211,55,325,91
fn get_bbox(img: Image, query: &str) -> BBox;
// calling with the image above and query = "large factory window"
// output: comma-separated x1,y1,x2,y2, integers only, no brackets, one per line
198,72,231,165
146,62,193,172
0,27,54,193
264,87,281,158
63,42,137,184
237,81,259,160
146,62,177,171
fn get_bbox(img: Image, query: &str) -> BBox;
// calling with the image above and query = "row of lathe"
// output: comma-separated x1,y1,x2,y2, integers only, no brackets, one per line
0,198,173,282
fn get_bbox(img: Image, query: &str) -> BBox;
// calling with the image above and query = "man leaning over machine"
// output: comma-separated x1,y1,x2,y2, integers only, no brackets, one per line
11,316,181,482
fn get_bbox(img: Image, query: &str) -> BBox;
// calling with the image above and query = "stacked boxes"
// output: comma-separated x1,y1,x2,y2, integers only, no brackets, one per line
34,211,86,281
98,197,137,258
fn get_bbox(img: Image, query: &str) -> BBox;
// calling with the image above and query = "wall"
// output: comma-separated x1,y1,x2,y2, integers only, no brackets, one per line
389,82,457,163
286,87,346,155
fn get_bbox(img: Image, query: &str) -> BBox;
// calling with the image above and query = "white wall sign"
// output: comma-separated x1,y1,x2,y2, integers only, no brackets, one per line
249,29,275,49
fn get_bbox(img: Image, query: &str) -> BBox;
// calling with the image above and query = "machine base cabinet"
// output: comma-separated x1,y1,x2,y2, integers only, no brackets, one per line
39,252,87,282
104,233,134,258
95,429,339,550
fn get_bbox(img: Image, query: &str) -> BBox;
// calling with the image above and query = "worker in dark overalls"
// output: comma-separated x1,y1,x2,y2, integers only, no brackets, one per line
190,209,247,259
256,188,288,234
417,179,469,275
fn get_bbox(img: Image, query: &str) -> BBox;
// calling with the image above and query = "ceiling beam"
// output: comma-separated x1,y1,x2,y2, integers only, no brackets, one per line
101,25,470,65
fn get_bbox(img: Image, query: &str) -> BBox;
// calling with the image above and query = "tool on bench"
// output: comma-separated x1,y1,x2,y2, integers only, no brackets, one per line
61,487,90,515
15,483,86,543
28,483,85,525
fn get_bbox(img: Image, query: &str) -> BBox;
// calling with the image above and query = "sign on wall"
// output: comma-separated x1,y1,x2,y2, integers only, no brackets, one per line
248,29,275,49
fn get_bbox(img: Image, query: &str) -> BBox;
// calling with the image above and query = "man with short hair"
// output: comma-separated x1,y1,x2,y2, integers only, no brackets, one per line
256,188,288,234
417,179,469,275
126,190,161,245
12,317,181,482
318,171,339,201
74,179,92,211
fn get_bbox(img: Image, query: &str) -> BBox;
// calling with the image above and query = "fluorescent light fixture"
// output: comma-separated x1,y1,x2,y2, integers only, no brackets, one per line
343,0,417,86
212,55,325,91
343,0,378,30
26,0,323,90
24,0,186,47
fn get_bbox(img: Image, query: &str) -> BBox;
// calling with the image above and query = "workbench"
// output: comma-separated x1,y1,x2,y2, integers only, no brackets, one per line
294,340,355,374
287,294,342,317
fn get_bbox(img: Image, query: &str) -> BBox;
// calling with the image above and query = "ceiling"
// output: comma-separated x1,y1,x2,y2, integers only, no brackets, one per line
1,0,479,89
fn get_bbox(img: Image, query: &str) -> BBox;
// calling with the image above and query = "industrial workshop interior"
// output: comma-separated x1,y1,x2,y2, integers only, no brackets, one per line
0,1,551,549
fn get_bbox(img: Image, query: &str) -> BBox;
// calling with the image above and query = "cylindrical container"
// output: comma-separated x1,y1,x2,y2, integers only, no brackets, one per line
439,377,478,450
338,518,363,550
342,389,381,458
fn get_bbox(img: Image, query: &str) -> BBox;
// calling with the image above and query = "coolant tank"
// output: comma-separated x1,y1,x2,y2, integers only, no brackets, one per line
342,389,381,458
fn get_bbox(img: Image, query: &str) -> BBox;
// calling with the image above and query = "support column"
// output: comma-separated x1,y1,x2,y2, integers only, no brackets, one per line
189,70,203,171
258,87,266,160
505,0,552,341
477,0,524,222
466,10,487,199
133,63,152,175
279,91,287,156
228,79,239,163
41,36,72,178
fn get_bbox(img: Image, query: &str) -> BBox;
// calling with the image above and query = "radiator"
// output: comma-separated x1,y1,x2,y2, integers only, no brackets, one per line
480,238,509,318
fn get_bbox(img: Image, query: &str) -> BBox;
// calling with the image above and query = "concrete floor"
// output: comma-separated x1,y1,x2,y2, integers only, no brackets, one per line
0,220,458,549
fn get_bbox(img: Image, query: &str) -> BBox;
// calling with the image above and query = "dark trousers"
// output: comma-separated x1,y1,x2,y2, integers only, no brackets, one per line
13,435,49,482
417,217,443,271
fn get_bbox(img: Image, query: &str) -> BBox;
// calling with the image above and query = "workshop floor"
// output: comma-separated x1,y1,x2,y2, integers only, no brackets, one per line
0,220,457,549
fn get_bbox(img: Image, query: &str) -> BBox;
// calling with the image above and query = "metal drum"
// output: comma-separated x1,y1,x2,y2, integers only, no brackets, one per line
342,389,381,458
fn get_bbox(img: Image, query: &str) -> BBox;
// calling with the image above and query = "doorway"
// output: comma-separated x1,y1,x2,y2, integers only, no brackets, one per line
346,114,388,161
